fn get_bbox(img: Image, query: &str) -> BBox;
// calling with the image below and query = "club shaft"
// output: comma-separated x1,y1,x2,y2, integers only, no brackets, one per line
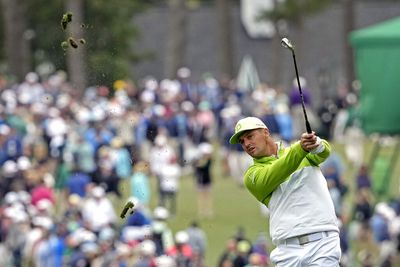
291,51,312,134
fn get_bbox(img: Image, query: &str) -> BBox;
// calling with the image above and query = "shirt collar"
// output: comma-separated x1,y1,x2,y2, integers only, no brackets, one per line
253,141,282,163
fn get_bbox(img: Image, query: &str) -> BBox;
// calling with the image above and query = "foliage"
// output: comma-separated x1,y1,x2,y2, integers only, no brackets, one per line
0,0,152,87
260,0,334,23
0,11,4,61
83,0,145,85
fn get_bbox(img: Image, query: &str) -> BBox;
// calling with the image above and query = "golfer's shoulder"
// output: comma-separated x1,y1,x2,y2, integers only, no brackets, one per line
243,160,268,177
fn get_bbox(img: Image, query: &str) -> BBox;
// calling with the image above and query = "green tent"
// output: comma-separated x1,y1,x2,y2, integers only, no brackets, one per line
350,17,400,134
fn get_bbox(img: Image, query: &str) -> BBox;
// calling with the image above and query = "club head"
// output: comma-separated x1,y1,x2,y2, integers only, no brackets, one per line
281,38,294,51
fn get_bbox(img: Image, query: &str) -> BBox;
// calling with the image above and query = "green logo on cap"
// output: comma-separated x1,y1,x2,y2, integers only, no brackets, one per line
235,123,242,133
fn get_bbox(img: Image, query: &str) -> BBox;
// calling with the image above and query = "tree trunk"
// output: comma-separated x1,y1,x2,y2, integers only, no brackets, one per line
1,0,31,82
65,0,87,94
342,0,355,90
216,0,234,79
270,23,283,86
164,0,187,79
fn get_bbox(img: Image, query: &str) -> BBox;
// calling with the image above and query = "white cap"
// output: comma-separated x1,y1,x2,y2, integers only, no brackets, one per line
153,206,169,220
175,231,189,244
177,67,191,79
116,244,131,256
13,210,29,223
99,227,115,241
34,216,54,230
199,143,213,155
375,202,395,220
4,191,19,204
140,239,156,256
92,186,105,198
181,101,194,112
25,72,39,83
17,156,32,171
127,196,140,208
229,117,267,144
3,160,17,174
156,255,177,267
68,194,81,206
36,199,53,213
70,228,97,244
0,124,10,135
18,191,31,204
81,242,99,254
155,135,167,147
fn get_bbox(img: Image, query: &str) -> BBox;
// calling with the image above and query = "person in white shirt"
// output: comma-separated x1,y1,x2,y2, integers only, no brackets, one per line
82,186,117,232
159,155,182,215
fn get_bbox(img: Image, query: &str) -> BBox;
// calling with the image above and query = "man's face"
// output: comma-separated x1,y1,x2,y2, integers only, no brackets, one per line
238,128,269,158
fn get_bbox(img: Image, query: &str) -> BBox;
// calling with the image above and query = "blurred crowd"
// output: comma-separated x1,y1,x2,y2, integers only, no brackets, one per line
0,68,399,267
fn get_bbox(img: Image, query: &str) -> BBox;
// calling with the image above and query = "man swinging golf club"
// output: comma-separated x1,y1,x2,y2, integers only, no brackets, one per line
230,116,341,266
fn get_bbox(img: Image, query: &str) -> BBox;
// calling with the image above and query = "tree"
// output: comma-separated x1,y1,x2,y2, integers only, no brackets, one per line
342,0,355,90
216,0,234,79
260,0,333,86
0,0,32,81
164,0,188,78
0,0,148,90
65,0,87,92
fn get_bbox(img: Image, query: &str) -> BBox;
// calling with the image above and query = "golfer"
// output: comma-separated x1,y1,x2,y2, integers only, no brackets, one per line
230,117,340,266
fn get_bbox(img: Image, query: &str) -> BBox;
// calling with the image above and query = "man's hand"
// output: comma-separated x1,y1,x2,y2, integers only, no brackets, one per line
300,132,320,152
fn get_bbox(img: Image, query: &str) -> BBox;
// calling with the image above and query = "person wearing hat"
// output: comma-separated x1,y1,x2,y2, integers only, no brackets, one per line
229,117,340,266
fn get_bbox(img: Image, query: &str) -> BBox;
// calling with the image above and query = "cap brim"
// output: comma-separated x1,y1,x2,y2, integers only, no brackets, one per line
229,131,245,145
229,126,267,145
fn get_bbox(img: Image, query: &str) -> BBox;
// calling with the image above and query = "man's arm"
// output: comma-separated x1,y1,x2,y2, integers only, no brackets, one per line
244,142,308,203
306,138,331,166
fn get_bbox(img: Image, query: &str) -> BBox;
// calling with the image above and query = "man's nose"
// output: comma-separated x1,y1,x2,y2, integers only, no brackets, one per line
243,139,250,148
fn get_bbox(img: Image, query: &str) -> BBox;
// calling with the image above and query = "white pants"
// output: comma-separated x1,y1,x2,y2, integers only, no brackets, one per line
270,232,341,266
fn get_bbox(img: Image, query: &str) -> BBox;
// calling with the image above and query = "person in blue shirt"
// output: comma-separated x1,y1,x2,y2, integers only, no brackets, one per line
66,165,91,198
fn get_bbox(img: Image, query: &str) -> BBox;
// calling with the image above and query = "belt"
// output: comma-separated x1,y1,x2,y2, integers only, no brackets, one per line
277,231,336,246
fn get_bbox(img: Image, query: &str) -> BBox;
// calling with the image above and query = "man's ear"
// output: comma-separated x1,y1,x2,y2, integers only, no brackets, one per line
264,128,270,137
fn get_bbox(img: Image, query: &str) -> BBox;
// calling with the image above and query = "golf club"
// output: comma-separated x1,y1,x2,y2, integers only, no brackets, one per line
281,37,312,134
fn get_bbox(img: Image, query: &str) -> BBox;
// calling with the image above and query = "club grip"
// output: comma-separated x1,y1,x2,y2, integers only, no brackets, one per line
305,120,312,134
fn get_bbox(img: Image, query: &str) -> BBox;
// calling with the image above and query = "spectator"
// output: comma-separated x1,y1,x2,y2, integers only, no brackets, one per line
110,136,132,180
321,151,348,196
349,188,374,243
129,160,151,211
370,202,396,265
30,175,56,208
1,160,19,198
135,239,157,267
356,165,372,191
218,238,238,267
233,240,251,267
93,149,121,197
194,142,214,218
65,164,91,198
167,231,194,267
159,154,182,216
81,186,117,233
63,133,96,177
4,208,29,267
151,206,174,256
186,221,207,267
96,227,118,266
124,197,152,227
149,134,177,203
327,178,343,217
